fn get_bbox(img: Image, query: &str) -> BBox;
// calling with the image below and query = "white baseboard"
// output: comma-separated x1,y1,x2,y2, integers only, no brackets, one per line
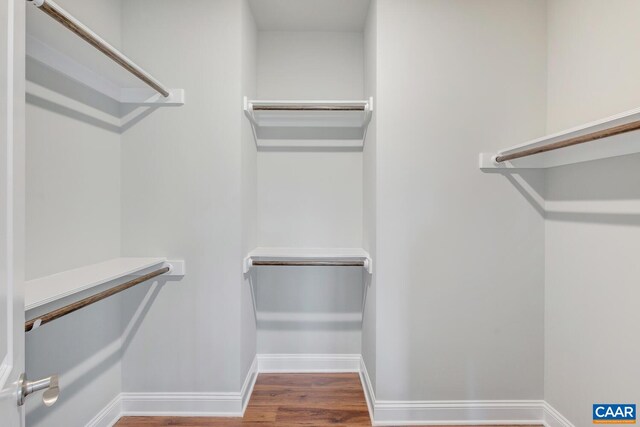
119,356,257,418
87,354,575,427
372,400,545,426
543,401,575,427
359,357,375,418
85,395,122,427
241,356,259,413
86,356,258,425
119,391,244,417
359,357,570,426
257,353,361,373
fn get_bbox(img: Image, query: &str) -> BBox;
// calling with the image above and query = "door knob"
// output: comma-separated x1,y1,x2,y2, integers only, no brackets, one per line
17,373,60,407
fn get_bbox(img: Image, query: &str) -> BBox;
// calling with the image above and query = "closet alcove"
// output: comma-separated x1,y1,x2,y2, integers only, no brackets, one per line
241,0,376,364
22,0,378,424
23,0,185,423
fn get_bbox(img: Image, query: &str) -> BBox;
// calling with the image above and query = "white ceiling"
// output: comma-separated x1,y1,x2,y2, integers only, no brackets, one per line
248,0,371,32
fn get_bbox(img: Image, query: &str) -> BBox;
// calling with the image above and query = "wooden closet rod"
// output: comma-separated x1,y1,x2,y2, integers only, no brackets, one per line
26,0,170,97
25,267,170,332
495,119,640,163
251,260,366,267
252,104,365,111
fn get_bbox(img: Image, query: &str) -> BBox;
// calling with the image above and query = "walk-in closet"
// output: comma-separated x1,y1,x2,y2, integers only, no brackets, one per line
1,1,638,426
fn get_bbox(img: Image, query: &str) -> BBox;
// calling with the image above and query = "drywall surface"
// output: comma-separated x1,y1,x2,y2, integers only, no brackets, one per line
25,0,122,281
257,150,363,248
25,0,124,425
248,0,370,32
361,0,377,389
546,0,640,132
120,0,246,394
25,87,121,279
255,267,363,354
374,0,546,400
255,31,365,355
545,1,640,425
256,31,364,100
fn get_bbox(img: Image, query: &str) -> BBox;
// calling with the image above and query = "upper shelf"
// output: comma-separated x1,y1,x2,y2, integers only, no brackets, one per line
480,106,640,169
243,247,372,274
25,257,185,313
243,97,373,149
26,0,184,105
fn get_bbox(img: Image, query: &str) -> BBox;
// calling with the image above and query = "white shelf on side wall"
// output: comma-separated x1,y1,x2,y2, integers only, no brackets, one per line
27,35,185,106
479,106,640,169
243,97,373,149
25,257,185,312
243,247,372,274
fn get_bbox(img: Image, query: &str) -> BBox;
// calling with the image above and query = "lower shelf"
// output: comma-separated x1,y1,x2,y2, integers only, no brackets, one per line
243,247,372,274
25,257,185,313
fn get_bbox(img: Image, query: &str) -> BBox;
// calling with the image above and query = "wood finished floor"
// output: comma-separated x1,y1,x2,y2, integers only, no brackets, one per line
115,373,543,427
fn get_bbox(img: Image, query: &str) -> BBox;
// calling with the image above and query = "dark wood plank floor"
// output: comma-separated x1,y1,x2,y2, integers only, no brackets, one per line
115,373,543,427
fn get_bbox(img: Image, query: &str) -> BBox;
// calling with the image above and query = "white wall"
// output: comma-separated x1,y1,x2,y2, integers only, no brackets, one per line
256,31,364,100
120,0,248,394
373,0,547,401
545,1,640,425
254,31,365,355
25,0,122,281
25,1,124,425
546,0,640,132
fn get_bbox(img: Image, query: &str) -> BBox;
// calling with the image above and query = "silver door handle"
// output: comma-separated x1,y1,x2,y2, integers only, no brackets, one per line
17,373,60,407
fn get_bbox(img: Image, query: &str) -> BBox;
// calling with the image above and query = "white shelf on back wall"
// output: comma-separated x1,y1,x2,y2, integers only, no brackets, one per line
243,97,373,149
243,247,372,274
479,106,640,169
25,257,186,313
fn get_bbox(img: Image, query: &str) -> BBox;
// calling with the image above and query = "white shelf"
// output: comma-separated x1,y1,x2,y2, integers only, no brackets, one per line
24,257,180,312
243,247,372,274
479,106,640,169
243,98,373,149
26,35,184,105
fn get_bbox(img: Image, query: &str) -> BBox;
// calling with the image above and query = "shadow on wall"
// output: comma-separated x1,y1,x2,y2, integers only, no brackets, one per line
255,267,364,330
484,153,640,226
544,153,640,226
482,168,546,218
26,57,160,134
25,279,167,426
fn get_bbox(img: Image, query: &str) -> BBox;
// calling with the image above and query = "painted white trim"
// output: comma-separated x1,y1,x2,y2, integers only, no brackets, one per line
85,395,122,427
359,356,375,418
0,355,11,391
372,400,544,426
87,355,576,427
359,357,562,426
0,0,17,395
240,356,258,414
257,353,361,373
120,391,244,417
120,356,258,418
89,356,258,424
543,401,575,427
